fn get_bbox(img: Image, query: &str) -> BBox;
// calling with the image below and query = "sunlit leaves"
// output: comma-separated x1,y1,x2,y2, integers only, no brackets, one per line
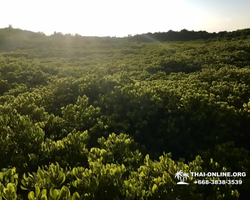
0,28,250,200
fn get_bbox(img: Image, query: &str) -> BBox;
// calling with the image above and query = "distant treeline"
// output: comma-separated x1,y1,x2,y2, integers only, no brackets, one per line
128,28,250,42
1,25,250,51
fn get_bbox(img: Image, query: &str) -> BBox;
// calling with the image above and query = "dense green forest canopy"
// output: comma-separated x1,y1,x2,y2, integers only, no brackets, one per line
0,27,250,199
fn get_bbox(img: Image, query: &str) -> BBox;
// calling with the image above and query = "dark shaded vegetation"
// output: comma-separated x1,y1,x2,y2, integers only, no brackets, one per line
128,28,250,42
0,26,250,199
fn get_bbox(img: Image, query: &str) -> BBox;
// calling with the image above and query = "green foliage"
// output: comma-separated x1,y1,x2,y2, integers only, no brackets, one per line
97,133,144,170
0,168,18,188
0,110,45,171
61,95,101,133
21,163,66,191
0,28,250,199
27,186,80,200
39,130,89,167
0,183,17,200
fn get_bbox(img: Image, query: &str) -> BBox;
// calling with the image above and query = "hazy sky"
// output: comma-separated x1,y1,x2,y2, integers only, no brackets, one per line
1,0,249,37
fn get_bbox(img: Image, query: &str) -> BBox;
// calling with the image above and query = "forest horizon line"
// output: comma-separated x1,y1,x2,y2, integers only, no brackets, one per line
1,25,250,42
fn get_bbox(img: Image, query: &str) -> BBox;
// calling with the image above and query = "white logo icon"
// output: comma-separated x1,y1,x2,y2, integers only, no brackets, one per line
175,170,189,185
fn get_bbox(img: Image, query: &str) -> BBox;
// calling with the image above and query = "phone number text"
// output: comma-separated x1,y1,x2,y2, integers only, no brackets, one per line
194,180,242,185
